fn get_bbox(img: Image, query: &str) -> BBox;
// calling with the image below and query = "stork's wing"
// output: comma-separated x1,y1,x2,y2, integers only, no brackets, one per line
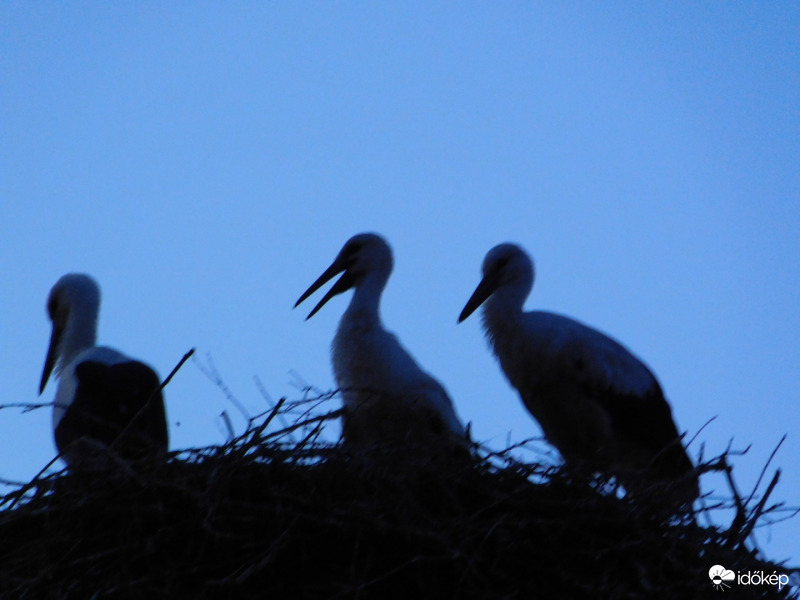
562,323,694,479
60,360,168,460
417,375,468,439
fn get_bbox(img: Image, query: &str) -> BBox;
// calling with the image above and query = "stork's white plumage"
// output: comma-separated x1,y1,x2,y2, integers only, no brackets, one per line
459,243,698,502
39,273,168,467
295,233,467,446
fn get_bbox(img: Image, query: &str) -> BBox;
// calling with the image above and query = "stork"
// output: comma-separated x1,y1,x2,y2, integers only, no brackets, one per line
39,273,168,467
458,243,698,503
295,233,468,447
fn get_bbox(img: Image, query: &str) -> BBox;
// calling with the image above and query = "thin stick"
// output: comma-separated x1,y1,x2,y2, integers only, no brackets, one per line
219,411,235,443
195,352,250,421
250,397,287,438
684,416,716,449
110,348,195,453
723,456,748,547
744,435,786,508
0,402,56,414
3,454,64,510
739,469,781,544
162,348,196,389
261,409,344,443
253,376,291,431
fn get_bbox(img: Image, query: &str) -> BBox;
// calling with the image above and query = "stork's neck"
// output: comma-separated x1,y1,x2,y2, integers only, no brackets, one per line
344,273,387,326
60,305,99,368
480,279,529,346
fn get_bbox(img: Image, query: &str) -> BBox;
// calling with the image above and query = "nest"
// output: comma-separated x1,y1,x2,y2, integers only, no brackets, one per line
1,388,797,600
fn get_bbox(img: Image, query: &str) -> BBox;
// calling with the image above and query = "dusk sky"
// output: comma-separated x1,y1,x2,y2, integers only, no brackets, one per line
2,4,798,566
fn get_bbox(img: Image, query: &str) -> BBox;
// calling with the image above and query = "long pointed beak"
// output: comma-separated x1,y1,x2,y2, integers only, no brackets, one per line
458,272,500,323
39,323,63,394
295,257,357,320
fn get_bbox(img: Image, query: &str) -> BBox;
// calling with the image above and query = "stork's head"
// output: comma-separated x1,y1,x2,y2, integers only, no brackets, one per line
40,273,101,393
458,243,534,322
295,233,393,319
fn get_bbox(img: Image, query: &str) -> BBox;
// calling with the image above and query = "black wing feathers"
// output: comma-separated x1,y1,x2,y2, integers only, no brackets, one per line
55,360,168,463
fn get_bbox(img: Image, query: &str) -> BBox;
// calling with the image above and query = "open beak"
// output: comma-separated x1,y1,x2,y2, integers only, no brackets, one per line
39,322,63,394
295,256,357,320
458,270,501,323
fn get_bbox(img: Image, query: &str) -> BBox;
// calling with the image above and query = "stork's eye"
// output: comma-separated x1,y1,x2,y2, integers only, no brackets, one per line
346,241,364,257
496,256,510,270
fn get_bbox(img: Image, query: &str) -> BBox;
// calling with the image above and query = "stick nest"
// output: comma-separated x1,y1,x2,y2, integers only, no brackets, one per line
0,393,796,600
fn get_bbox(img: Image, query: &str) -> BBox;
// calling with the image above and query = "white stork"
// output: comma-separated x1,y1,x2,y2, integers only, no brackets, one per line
458,243,698,502
295,233,468,447
39,273,168,467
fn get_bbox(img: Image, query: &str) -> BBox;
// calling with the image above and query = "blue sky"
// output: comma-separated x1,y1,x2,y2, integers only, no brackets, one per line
2,4,798,566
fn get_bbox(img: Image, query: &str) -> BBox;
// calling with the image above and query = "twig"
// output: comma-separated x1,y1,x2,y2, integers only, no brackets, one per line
110,348,195,454
194,352,250,422
739,469,782,543
218,411,235,443
2,454,64,510
253,376,291,432
0,402,56,414
744,435,786,508
684,415,717,450
249,397,287,439
261,409,344,443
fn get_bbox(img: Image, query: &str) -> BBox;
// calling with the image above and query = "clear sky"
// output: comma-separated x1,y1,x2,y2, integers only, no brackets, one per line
2,3,798,566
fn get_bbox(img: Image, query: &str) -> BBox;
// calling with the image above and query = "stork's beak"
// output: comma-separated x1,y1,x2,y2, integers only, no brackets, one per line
295,255,357,320
458,270,501,323
39,322,63,394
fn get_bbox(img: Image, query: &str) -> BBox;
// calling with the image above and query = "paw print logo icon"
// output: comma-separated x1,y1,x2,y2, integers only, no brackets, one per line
709,565,735,591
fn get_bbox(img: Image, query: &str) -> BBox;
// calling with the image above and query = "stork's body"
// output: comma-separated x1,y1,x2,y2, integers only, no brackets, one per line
459,244,698,502
40,274,168,467
296,233,467,446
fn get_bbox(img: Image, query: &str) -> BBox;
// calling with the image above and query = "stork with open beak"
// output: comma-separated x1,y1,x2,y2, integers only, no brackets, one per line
296,233,468,448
